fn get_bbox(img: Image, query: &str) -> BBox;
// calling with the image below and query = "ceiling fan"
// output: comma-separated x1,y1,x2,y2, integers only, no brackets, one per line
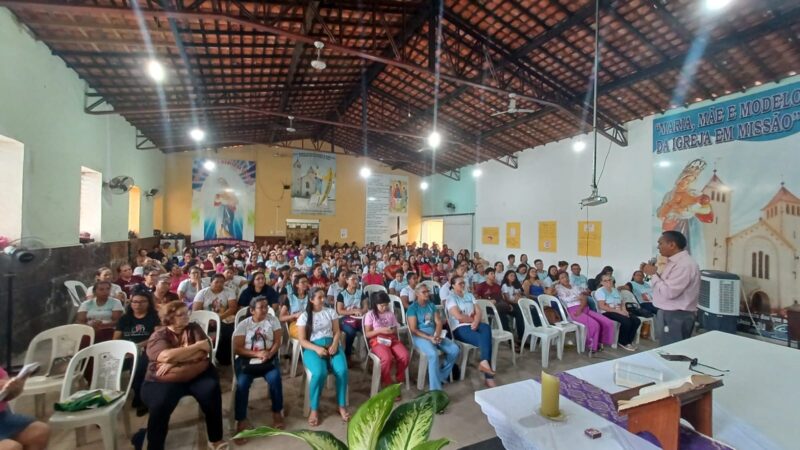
286,116,296,133
491,93,536,117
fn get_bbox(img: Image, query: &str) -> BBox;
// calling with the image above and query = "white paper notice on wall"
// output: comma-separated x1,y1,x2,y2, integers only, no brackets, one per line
340,228,348,239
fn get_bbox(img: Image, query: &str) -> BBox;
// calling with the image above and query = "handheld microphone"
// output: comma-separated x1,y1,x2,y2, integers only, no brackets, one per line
647,257,657,266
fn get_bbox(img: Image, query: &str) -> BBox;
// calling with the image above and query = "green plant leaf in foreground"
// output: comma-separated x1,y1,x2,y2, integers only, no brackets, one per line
348,383,401,450
233,426,347,450
377,393,438,450
411,438,451,450
415,390,450,414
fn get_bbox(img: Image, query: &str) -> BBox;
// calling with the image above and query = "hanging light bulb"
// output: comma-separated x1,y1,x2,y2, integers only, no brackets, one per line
420,181,429,190
147,59,165,82
572,140,587,152
189,128,205,142
359,166,372,179
472,168,482,178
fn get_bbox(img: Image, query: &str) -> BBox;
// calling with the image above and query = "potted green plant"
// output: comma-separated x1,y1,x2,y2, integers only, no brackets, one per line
234,384,450,450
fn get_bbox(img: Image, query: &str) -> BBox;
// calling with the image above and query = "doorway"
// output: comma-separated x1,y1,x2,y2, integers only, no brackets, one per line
286,219,319,246
421,219,444,246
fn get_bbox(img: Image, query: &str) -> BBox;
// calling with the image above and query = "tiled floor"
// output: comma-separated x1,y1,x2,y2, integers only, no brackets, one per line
26,338,659,449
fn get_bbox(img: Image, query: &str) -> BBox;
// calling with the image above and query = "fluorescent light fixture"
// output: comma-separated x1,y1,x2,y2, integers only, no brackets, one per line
704,0,732,11
572,140,586,152
147,59,165,82
427,131,441,150
472,168,482,178
658,160,671,168
420,181,429,190
359,166,372,179
189,128,205,142
367,196,377,202
203,160,216,171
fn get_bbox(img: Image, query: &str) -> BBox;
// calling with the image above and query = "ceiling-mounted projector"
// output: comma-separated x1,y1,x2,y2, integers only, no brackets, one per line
580,188,607,208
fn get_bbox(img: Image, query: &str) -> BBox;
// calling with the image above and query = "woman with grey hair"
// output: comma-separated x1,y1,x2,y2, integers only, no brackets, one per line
406,284,459,391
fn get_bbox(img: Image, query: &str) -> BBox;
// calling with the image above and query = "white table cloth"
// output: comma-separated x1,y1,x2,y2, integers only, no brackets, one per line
474,379,659,450
568,331,800,450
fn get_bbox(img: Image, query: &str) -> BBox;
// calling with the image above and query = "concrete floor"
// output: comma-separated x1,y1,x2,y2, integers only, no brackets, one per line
23,338,659,450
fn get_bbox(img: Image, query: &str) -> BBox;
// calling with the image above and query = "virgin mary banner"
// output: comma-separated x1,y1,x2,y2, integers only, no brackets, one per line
365,174,408,245
191,159,256,245
291,151,336,215
652,80,800,340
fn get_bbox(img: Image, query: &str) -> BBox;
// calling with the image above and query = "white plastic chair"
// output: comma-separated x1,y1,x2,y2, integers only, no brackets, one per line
189,310,221,364
518,298,562,368
537,295,585,354
49,340,138,450
300,348,349,416
388,295,409,343
546,295,588,353
364,284,387,295
442,303,476,380
591,291,620,349
419,280,441,291
16,324,95,418
621,290,652,344
475,299,516,370
280,320,304,378
64,281,88,307
361,326,410,396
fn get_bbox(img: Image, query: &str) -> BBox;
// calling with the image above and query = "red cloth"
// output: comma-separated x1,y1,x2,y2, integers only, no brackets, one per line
362,273,384,286
475,281,503,303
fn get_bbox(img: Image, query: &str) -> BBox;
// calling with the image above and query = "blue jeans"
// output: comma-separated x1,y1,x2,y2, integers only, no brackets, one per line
452,323,493,376
233,357,283,421
412,335,459,390
340,318,362,357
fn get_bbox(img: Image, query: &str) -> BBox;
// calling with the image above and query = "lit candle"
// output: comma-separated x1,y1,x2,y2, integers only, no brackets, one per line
540,371,560,417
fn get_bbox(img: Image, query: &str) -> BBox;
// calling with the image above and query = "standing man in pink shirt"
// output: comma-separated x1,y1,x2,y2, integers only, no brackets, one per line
642,231,701,345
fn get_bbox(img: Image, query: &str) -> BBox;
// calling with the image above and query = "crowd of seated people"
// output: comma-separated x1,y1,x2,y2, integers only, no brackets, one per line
58,239,658,448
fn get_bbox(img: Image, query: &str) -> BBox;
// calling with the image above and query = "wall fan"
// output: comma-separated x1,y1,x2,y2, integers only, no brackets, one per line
104,175,134,195
491,93,536,117
2,237,52,370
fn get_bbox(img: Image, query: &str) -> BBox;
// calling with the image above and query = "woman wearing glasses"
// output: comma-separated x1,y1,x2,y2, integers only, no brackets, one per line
407,284,459,391
594,276,641,351
445,275,496,387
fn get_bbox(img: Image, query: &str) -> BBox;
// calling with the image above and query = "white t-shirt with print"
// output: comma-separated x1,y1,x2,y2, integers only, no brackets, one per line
296,307,338,342
194,287,236,314
233,315,281,351
86,283,124,300
78,298,124,323
400,285,416,304
501,284,521,300
445,292,476,331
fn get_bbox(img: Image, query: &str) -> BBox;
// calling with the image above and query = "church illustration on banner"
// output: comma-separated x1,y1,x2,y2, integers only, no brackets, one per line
699,171,800,316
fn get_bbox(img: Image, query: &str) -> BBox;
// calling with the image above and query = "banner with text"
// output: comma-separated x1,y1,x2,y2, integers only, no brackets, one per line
653,80,800,341
191,159,256,245
653,81,800,154
365,174,409,245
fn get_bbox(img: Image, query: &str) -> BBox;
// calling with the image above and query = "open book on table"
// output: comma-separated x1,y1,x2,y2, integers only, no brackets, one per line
617,374,720,411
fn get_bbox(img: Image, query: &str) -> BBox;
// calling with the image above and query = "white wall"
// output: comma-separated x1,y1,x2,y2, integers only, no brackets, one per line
474,118,655,282
0,8,165,247
0,135,23,242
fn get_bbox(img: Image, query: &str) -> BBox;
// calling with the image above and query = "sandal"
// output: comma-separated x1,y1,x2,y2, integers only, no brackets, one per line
273,411,286,430
208,442,229,450
233,421,250,446
308,411,320,427
339,407,351,422
478,362,495,376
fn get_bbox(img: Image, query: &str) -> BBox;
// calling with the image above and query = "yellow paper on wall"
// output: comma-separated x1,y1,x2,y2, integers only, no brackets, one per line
506,222,521,249
482,227,500,245
538,221,557,253
577,221,602,257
